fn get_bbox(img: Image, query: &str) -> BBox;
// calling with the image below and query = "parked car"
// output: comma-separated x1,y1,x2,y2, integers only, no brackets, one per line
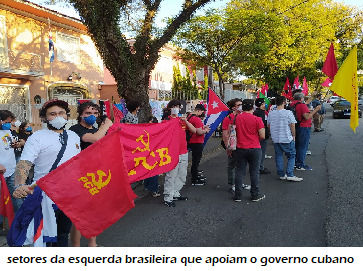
358,97,363,106
327,96,340,106
332,100,362,119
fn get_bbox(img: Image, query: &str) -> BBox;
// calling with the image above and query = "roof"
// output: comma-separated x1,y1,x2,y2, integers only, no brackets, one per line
0,0,87,32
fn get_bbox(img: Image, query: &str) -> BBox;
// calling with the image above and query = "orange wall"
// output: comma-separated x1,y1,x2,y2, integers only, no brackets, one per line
0,6,103,103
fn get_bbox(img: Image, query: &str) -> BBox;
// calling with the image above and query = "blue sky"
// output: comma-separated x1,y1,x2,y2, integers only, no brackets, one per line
30,0,362,25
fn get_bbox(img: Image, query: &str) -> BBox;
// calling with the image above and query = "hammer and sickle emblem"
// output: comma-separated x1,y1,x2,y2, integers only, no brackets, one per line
132,130,150,153
4,196,9,205
87,170,112,189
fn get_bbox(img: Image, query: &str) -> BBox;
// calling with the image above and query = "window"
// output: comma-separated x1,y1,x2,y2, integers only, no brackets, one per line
56,32,80,63
0,16,8,68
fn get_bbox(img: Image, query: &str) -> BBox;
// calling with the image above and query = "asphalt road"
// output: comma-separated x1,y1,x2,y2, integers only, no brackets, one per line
2,103,362,247
95,103,362,247
95,108,333,247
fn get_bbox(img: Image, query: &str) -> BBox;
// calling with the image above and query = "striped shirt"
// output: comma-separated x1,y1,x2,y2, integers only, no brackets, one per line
267,109,296,143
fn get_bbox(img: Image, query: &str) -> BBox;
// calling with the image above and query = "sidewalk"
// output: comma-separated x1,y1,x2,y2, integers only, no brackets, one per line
0,136,224,247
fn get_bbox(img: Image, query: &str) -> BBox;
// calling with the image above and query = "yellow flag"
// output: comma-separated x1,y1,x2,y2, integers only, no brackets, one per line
330,46,359,132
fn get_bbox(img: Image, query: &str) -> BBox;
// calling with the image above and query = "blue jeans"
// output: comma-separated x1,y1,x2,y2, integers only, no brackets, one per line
295,127,311,167
273,141,296,177
235,148,262,198
259,139,267,170
143,175,159,193
227,151,236,185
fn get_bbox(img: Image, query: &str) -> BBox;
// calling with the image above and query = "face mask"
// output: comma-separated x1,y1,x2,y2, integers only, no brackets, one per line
83,115,97,125
199,112,206,118
1,123,11,130
48,116,67,130
237,105,243,112
13,121,21,127
171,108,179,115
25,127,32,132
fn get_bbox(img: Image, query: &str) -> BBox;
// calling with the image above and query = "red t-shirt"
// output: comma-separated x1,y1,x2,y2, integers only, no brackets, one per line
222,113,236,130
290,100,312,127
188,115,204,144
162,117,188,154
235,112,264,149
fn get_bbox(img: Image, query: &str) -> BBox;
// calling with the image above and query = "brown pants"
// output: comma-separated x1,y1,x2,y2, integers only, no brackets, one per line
313,113,324,131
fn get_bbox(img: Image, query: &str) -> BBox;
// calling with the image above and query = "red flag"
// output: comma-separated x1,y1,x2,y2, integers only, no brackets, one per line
36,129,136,239
321,77,332,87
322,43,338,79
293,76,300,89
302,77,309,95
78,99,91,105
262,83,268,95
0,174,15,227
283,78,291,92
109,118,183,183
112,104,123,123
283,78,293,100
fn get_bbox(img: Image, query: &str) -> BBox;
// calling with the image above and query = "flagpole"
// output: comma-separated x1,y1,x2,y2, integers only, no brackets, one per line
48,18,53,82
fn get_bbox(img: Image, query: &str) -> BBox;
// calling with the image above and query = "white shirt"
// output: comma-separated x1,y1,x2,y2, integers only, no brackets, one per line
21,129,81,182
0,130,16,177
267,109,296,143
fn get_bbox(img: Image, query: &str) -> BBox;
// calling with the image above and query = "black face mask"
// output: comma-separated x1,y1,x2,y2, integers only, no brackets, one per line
199,112,206,118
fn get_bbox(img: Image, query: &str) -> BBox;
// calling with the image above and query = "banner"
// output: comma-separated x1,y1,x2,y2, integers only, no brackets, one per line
109,119,183,183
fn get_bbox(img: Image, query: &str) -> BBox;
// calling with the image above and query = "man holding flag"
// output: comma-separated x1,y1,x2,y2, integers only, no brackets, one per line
0,110,21,226
11,99,81,246
187,104,211,186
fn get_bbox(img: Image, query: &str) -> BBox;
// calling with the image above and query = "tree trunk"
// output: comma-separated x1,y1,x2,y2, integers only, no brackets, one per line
114,64,152,123
216,70,225,101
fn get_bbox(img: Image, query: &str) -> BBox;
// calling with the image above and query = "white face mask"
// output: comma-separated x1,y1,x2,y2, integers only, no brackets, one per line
13,120,21,127
48,116,67,130
171,108,180,115
237,105,243,112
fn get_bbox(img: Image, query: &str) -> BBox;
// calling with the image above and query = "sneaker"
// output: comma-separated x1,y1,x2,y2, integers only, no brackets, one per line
164,201,176,207
198,170,204,174
234,196,242,202
286,176,303,182
279,175,287,180
198,174,207,179
251,194,265,202
173,196,188,201
242,184,251,190
192,179,206,186
265,154,272,159
306,150,312,155
296,165,313,171
151,191,161,197
259,169,271,174
229,185,235,194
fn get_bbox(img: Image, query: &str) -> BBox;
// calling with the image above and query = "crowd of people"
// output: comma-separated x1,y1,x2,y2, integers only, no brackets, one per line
0,88,325,246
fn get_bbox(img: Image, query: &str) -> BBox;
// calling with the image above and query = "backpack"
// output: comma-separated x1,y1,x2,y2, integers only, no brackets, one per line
186,114,196,143
287,102,302,127
221,114,233,149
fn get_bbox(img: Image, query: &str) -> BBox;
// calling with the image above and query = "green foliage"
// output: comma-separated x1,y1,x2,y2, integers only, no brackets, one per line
173,8,238,99
172,66,198,100
225,0,363,94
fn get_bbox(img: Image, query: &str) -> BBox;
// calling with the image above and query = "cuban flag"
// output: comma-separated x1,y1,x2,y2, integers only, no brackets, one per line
203,87,230,145
7,186,57,247
49,27,54,63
